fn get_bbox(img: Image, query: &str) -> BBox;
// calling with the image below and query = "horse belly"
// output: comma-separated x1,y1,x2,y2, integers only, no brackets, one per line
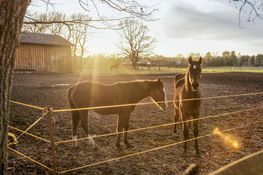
93,108,120,115
94,105,134,115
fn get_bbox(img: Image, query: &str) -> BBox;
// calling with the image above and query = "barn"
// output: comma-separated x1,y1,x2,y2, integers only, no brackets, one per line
15,32,72,73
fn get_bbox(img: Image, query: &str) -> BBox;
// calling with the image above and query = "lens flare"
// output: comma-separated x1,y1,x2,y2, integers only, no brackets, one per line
213,127,241,150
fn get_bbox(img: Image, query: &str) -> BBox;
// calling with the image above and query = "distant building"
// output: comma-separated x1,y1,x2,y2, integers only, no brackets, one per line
15,32,72,72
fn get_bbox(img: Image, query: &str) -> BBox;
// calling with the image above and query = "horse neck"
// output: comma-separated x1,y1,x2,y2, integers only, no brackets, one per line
131,82,151,102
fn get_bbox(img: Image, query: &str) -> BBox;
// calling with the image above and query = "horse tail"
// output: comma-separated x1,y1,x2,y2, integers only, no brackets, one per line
68,86,79,118
68,86,81,139
68,87,74,108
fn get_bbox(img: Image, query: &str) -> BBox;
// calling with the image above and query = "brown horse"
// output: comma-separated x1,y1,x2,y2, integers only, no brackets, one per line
173,56,202,156
68,79,167,149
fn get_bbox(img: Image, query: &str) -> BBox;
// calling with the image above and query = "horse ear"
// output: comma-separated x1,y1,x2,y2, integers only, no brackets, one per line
153,79,162,87
188,56,193,65
198,57,202,64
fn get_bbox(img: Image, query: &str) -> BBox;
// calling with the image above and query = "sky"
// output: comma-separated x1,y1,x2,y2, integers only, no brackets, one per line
28,0,263,56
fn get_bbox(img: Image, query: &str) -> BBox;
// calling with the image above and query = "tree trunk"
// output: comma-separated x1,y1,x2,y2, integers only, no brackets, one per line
131,60,137,69
0,1,30,174
130,55,138,70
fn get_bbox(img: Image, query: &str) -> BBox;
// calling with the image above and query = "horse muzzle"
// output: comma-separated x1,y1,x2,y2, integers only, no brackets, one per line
191,82,199,91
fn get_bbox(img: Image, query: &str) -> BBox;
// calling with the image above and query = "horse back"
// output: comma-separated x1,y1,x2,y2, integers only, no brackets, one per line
68,81,135,114
68,81,116,107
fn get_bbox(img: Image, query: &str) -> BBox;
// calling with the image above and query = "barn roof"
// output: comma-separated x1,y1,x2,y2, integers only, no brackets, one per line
20,32,72,46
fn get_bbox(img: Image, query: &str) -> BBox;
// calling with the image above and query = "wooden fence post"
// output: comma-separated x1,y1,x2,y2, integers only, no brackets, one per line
47,107,57,174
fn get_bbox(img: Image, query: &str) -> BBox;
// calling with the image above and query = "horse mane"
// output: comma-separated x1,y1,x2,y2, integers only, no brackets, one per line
174,68,191,90
72,79,160,87
110,79,163,91
184,68,191,91
113,79,160,85
174,74,185,88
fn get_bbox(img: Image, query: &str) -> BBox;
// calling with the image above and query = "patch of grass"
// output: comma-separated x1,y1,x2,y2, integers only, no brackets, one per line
202,67,263,73
74,66,263,75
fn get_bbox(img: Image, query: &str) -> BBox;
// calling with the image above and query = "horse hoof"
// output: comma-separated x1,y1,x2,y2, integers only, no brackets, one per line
183,152,187,158
116,146,123,151
196,154,201,158
93,145,99,151
196,151,201,157
125,143,134,148
173,133,179,137
116,143,121,149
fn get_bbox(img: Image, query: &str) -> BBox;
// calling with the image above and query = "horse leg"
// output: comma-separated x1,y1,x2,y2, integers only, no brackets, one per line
71,111,80,147
123,113,132,148
173,108,180,136
80,111,97,149
116,113,125,149
182,112,189,156
193,113,200,156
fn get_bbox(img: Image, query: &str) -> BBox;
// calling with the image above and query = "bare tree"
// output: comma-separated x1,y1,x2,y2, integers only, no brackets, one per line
46,12,66,35
23,12,48,33
22,11,67,34
78,25,89,58
118,19,156,69
23,0,157,29
231,0,263,25
23,12,91,58
68,13,90,58
0,0,157,174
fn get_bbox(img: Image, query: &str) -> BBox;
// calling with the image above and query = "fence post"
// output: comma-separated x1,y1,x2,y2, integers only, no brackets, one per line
47,107,57,174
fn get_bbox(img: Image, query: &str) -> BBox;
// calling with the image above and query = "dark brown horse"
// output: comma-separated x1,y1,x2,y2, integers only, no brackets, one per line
68,79,167,149
173,56,202,156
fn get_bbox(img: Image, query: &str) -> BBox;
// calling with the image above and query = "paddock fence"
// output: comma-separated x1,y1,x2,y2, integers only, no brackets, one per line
8,91,263,174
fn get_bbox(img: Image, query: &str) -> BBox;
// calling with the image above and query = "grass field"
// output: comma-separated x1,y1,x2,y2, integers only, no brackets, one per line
201,67,263,73
77,66,263,75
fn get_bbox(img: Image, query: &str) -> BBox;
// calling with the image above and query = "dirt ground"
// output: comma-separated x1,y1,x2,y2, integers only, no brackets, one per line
8,72,263,175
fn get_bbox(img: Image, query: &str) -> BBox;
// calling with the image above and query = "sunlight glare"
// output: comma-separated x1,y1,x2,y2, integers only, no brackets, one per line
213,127,241,150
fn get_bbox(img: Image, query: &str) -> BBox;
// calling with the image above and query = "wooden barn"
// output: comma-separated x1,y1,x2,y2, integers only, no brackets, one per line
15,32,72,73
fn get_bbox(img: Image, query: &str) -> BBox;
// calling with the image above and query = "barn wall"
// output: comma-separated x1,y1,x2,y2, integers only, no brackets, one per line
15,43,72,73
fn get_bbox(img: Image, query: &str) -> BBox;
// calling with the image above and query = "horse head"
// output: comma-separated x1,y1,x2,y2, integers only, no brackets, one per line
149,79,167,111
187,56,202,91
